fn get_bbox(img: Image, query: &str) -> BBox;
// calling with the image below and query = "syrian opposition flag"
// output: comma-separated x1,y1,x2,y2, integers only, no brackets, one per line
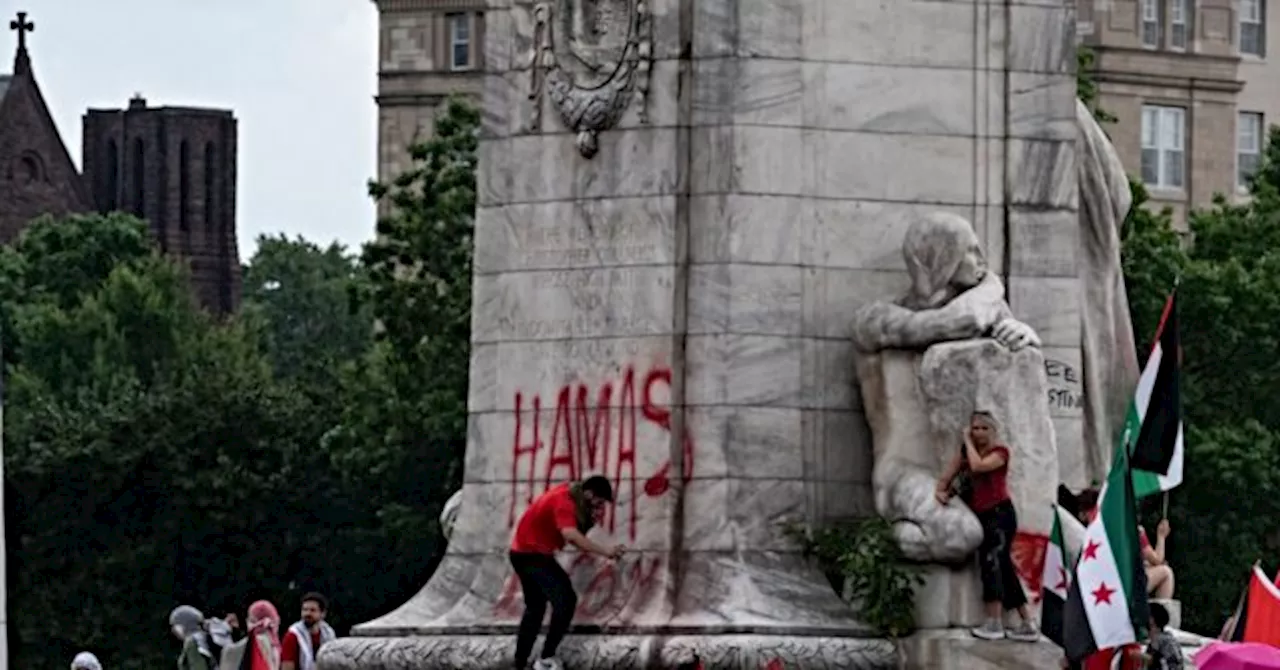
1062,447,1150,662
1119,289,1184,498
1042,508,1069,647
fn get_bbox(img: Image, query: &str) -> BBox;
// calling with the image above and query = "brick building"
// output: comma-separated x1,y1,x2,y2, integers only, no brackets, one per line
0,12,241,314
82,97,241,314
1077,0,1280,225
373,0,485,190
0,14,93,242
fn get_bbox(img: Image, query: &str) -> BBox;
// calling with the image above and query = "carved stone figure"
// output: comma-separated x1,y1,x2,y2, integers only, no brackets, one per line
852,212,1058,566
851,212,1038,355
530,0,653,158
1076,99,1141,487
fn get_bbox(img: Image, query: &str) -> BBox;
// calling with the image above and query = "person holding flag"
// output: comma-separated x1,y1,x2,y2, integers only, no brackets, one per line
1117,287,1184,602
1061,435,1151,666
1053,286,1184,668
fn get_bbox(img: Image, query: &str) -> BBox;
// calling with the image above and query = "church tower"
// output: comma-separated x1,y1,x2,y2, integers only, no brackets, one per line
81,95,241,314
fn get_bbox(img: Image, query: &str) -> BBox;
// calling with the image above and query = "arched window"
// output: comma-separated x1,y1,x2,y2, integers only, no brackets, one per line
105,140,119,211
204,142,216,234
179,141,191,231
16,152,43,183
131,138,145,219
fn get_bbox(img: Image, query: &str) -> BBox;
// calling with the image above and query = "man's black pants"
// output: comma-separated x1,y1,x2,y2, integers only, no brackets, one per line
510,551,578,667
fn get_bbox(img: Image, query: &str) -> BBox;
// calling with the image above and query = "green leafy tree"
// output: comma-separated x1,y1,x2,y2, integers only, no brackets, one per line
1077,46,1117,123
1119,127,1280,634
321,96,481,617
1,214,340,669
241,234,374,385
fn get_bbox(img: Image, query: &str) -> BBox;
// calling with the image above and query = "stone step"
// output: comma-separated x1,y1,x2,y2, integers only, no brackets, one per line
1152,598,1182,631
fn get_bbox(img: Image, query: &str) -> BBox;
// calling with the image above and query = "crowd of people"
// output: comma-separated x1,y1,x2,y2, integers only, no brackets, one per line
69,592,338,670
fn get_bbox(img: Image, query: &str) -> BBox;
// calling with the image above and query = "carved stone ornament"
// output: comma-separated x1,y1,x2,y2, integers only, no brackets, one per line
529,0,654,158
317,633,897,670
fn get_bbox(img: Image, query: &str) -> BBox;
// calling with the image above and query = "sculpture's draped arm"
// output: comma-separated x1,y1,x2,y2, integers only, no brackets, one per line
852,276,1012,352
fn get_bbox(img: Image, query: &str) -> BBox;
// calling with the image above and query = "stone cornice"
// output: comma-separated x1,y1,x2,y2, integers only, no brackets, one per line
1096,70,1243,93
374,0,486,12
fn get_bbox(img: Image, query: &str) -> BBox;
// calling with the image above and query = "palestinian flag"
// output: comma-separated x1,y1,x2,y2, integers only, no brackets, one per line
1042,508,1069,647
1063,447,1150,662
1120,290,1184,498
1229,565,1280,647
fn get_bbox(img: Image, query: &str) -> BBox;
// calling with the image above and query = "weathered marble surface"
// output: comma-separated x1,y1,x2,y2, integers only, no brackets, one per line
852,212,1058,567
319,633,896,670
330,0,1082,666
1076,98,1141,488
900,629,1066,670
858,341,1059,625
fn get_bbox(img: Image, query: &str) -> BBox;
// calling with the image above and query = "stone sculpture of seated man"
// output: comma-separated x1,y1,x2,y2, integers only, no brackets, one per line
852,211,1047,564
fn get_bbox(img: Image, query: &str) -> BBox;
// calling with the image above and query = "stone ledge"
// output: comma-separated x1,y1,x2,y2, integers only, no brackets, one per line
317,633,897,670
900,629,1066,670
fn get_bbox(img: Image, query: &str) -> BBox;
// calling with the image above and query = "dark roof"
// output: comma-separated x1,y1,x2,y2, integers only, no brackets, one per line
0,75,11,102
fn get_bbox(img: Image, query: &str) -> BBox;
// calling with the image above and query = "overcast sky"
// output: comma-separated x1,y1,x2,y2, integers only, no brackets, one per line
8,0,379,260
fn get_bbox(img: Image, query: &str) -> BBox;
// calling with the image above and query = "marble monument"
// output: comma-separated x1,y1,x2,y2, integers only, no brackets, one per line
851,211,1060,629
321,0,1089,667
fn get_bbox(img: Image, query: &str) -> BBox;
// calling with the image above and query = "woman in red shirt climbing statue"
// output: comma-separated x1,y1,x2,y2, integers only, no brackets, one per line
508,475,625,670
935,411,1040,642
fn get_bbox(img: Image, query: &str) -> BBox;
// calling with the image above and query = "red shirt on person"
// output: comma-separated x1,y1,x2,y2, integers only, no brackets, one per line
280,626,322,665
511,483,579,554
968,446,1011,513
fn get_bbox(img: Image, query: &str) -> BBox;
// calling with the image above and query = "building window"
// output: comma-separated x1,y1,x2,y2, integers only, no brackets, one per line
1141,105,1186,190
1170,0,1188,50
179,141,191,231
105,140,119,211
132,138,146,219
448,13,471,70
1141,0,1161,48
1242,0,1266,57
204,142,217,234
14,152,43,184
1238,112,1264,192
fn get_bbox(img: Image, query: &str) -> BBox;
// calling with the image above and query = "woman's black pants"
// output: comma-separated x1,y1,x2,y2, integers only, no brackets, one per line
976,499,1028,611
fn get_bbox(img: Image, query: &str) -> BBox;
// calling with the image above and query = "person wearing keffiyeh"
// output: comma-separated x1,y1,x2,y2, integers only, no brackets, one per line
70,651,103,670
242,600,282,670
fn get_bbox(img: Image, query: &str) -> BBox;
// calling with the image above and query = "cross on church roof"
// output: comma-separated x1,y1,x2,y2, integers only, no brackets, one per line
9,11,33,51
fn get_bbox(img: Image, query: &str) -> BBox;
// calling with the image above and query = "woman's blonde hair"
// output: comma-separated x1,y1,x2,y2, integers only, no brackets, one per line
970,410,1001,434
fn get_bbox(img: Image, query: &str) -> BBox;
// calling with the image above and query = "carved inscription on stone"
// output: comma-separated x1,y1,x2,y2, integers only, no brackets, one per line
521,220,660,266
481,267,671,341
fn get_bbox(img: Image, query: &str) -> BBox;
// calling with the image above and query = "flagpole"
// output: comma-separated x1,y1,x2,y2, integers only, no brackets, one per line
1223,561,1260,641
1163,276,1179,520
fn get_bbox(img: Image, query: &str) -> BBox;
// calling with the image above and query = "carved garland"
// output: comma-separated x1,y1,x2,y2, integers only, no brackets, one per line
528,0,653,159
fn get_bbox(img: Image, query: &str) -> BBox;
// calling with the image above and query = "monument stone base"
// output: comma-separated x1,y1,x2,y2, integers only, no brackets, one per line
317,632,897,669
899,629,1065,670
912,564,985,629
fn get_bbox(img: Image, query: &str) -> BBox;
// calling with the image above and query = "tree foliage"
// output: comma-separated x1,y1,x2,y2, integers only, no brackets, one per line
332,95,479,530
1120,126,1280,634
2,97,481,669
241,234,374,386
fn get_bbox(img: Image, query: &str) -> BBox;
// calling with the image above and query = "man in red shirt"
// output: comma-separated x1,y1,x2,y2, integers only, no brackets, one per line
510,476,624,670
281,592,336,670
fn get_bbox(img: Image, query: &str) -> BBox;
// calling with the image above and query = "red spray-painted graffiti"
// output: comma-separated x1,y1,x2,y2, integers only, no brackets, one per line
493,552,666,622
1012,531,1049,602
508,363,695,542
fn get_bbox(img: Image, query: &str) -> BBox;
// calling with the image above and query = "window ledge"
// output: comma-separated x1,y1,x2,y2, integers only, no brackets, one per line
1144,186,1187,201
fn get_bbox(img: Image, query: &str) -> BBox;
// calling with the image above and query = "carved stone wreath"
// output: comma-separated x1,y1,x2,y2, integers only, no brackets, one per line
316,633,898,669
529,0,654,158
